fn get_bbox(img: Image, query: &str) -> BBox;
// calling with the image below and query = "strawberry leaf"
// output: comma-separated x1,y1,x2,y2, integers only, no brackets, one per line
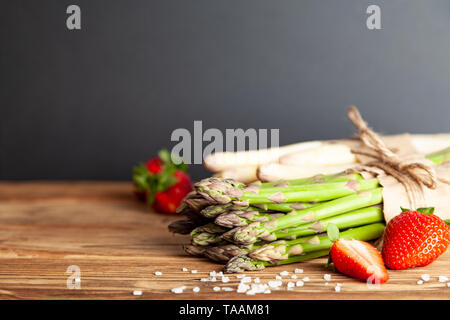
416,207,435,215
133,164,151,191
158,149,187,172
400,207,410,212
327,223,340,242
444,220,450,227
155,168,178,192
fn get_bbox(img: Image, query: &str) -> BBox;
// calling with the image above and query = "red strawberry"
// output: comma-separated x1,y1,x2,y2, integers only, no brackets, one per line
330,239,389,283
146,157,163,174
382,208,450,270
133,150,192,214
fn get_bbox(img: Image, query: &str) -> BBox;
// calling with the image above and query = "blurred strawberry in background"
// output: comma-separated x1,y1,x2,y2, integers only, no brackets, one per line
133,150,192,214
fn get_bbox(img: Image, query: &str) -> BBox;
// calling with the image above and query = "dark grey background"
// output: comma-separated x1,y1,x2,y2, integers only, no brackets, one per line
1,1,450,181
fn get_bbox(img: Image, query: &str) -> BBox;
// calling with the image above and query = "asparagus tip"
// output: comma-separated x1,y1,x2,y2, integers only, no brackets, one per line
223,255,265,273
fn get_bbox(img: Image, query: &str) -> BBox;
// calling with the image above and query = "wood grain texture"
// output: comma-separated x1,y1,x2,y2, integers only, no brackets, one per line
0,181,448,300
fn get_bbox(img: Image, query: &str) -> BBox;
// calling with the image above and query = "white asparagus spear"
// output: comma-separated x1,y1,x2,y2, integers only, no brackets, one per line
410,134,450,154
213,165,258,184
257,163,355,182
203,140,322,172
279,143,356,167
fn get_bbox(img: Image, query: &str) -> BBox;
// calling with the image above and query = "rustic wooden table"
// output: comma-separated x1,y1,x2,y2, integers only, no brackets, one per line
0,181,448,300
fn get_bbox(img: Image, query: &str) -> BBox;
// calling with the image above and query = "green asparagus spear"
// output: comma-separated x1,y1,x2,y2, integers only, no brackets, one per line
249,223,385,262
426,147,450,165
204,243,262,264
273,206,384,240
168,219,199,235
260,172,363,188
215,210,284,228
232,188,383,245
201,201,320,219
195,176,379,205
244,178,379,203
183,244,209,257
190,223,228,246
224,250,330,273
253,201,322,211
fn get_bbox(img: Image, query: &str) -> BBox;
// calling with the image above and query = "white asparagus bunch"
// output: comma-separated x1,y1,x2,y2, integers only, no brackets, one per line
205,134,450,183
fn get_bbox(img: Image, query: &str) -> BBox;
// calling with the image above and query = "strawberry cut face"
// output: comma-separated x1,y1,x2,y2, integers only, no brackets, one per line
331,239,389,283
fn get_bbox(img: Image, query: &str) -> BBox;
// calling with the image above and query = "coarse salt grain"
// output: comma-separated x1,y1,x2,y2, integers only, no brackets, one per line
324,274,331,281
417,280,424,285
287,282,295,288
154,271,162,276
251,283,268,293
325,282,329,286
335,285,341,292
421,274,430,282
200,277,216,282
275,275,282,280
264,289,271,294
295,268,304,274
280,271,289,276
191,270,198,274
438,276,448,283
236,274,245,279
193,287,200,293
237,283,250,293
254,277,260,284
222,287,234,292
222,276,230,283
291,275,297,279
447,283,450,288
171,286,186,294
213,286,221,292
268,280,282,288
182,268,188,272
302,277,310,282
241,276,252,283
133,290,142,296
296,280,304,287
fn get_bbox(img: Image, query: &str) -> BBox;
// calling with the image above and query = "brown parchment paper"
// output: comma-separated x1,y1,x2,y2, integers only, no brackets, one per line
339,134,450,222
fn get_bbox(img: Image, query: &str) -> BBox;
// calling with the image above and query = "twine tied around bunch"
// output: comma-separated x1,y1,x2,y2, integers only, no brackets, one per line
347,106,446,207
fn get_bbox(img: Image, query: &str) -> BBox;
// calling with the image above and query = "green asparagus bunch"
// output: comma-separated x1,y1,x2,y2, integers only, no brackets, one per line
168,147,450,272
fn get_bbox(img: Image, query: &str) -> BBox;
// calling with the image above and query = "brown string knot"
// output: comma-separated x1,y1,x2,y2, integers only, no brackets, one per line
347,106,440,206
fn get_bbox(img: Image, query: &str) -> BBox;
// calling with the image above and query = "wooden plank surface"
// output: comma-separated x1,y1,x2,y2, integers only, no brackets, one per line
0,181,448,300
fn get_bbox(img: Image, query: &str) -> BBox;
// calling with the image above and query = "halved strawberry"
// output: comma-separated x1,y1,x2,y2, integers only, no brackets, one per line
330,238,389,283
